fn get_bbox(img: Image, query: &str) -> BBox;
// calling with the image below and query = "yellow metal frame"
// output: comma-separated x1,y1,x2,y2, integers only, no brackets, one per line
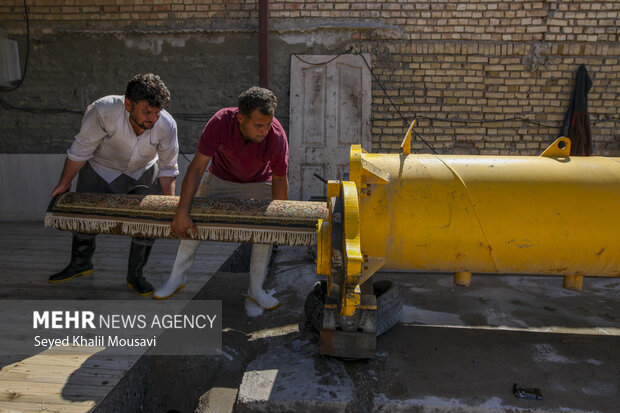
317,180,365,316
341,181,362,316
316,124,620,320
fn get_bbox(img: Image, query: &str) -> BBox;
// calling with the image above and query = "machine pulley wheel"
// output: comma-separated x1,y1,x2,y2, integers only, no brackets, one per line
304,279,403,336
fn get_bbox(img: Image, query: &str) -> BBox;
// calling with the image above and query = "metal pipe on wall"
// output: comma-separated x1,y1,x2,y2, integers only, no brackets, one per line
258,0,269,88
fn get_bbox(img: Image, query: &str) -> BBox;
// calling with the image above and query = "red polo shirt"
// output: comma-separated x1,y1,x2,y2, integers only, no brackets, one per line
196,108,289,183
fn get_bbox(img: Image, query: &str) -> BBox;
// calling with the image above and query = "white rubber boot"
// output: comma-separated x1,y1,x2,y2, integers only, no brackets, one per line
247,244,279,310
154,239,200,299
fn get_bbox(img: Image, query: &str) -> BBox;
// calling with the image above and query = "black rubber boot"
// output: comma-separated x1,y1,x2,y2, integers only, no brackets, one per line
49,235,95,283
126,240,154,296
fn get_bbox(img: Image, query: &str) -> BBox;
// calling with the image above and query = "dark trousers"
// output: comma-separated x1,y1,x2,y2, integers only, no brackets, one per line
73,162,162,247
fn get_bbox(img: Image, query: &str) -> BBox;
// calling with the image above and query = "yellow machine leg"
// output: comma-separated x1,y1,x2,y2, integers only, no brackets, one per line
454,271,472,287
563,274,584,291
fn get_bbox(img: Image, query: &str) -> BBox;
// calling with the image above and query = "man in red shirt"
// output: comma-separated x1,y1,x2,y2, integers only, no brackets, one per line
154,87,288,310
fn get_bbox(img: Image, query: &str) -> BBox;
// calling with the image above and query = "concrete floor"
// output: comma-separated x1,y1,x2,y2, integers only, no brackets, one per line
216,246,620,413
146,244,618,413
0,222,618,412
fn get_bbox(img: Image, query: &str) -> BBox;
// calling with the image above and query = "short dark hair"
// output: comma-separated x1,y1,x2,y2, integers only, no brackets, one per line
125,73,170,108
238,86,277,117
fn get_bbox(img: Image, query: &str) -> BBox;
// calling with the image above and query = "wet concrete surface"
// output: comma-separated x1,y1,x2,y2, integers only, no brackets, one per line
4,222,616,412
151,245,619,413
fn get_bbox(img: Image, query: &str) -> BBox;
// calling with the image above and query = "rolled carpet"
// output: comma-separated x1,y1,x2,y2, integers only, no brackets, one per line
45,192,328,246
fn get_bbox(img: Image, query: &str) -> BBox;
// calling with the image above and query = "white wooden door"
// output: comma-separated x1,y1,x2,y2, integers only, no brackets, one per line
288,54,371,201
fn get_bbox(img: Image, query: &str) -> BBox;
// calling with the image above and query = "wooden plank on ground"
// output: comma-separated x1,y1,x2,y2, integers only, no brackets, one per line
0,400,95,413
0,380,113,401
1,367,123,385
0,221,238,412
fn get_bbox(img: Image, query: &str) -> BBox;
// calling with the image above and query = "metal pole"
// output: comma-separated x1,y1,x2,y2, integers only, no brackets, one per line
258,0,269,88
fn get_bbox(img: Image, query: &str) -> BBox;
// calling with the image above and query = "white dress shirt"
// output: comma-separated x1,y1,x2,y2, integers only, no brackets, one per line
67,95,179,183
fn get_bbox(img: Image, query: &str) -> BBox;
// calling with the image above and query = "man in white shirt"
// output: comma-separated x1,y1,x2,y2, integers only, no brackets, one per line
49,73,179,295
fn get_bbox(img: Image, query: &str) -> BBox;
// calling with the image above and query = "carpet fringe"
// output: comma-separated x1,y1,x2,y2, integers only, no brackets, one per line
44,214,119,233
45,213,317,246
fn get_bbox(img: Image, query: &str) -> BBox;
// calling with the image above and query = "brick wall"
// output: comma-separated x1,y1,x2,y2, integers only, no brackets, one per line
2,0,619,156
